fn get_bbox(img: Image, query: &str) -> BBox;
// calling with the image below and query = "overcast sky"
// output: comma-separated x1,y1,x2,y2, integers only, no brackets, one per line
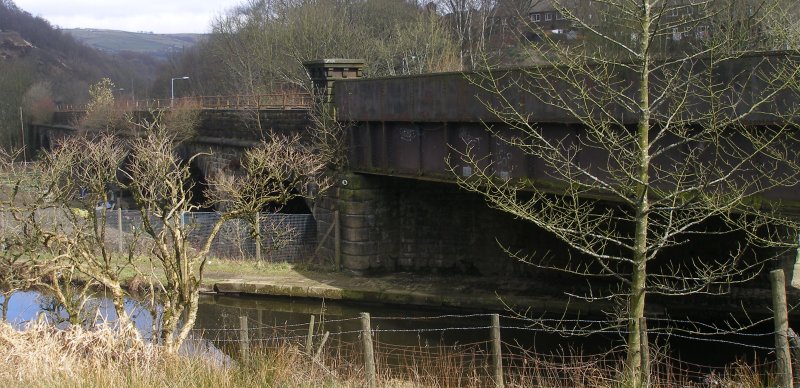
14,0,245,34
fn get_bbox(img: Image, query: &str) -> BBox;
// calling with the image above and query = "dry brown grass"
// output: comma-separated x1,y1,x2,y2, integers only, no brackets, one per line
0,320,155,386
0,320,777,387
0,321,352,387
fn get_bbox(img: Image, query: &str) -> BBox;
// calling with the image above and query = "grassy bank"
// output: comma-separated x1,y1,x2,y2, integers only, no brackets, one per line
0,321,778,387
0,321,346,388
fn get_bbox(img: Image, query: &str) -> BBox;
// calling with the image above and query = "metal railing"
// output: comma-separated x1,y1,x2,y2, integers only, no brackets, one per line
56,93,313,112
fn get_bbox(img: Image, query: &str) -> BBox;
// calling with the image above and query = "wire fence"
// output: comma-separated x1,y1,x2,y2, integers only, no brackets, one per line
184,212,317,261
0,208,318,262
188,311,797,387
107,210,317,262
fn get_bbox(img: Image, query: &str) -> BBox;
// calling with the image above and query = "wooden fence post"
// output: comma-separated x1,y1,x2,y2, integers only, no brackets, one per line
491,313,504,388
255,212,262,262
314,331,330,362
334,211,341,271
117,207,123,253
771,269,793,387
240,315,250,362
258,309,264,344
306,314,316,354
361,312,376,388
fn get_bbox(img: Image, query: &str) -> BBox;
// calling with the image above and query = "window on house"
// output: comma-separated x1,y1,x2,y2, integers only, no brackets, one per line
545,13,553,21
556,13,564,20
671,8,679,17
532,13,541,22
695,25,705,38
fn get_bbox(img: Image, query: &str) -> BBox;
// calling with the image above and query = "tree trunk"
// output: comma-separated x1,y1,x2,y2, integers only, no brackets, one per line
173,291,200,352
626,2,653,385
161,287,199,353
161,296,180,351
110,285,140,342
627,251,647,385
1,292,10,322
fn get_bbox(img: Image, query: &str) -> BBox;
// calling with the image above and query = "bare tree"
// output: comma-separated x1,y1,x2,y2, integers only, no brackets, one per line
37,135,137,331
0,134,140,333
388,11,461,75
123,124,204,351
1,82,329,350
0,149,38,321
77,78,127,132
209,0,460,91
124,115,329,352
436,0,500,69
208,132,331,263
206,0,461,149
451,0,800,384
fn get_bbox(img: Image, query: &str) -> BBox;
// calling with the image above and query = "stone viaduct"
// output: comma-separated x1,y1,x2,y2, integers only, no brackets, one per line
33,55,800,288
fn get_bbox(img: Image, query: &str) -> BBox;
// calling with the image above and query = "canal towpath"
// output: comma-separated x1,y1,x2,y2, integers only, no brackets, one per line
199,262,785,317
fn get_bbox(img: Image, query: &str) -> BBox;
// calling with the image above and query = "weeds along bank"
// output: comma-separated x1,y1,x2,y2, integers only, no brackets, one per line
0,321,341,388
0,319,781,388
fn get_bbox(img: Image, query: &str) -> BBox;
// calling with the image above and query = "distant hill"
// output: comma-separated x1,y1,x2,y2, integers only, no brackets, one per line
64,29,206,61
0,0,164,106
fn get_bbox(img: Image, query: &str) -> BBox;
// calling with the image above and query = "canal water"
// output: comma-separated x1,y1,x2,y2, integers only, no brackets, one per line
0,290,779,372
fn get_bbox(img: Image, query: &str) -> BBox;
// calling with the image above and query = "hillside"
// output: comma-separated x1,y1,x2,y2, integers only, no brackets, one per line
65,29,206,61
0,30,32,59
0,0,165,100
0,0,171,149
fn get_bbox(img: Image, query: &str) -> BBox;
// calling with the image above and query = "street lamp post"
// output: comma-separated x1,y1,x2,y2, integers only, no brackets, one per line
170,76,190,107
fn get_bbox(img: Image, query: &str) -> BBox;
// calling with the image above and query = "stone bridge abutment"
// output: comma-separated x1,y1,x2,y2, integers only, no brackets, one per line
314,172,579,277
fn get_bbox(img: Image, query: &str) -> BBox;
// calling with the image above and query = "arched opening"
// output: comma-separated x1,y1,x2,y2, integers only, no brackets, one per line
279,194,312,214
187,159,212,211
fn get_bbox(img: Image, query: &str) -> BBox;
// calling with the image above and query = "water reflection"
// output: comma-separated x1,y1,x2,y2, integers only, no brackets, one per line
2,291,615,355
5,290,157,334
3,291,43,324
0,290,777,369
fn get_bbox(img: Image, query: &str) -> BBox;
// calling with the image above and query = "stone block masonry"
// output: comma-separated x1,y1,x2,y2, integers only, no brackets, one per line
315,172,580,276
197,109,311,141
313,173,794,311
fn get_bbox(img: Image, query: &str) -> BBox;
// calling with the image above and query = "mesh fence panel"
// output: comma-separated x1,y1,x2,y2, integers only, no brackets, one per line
184,212,317,261
101,210,317,262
